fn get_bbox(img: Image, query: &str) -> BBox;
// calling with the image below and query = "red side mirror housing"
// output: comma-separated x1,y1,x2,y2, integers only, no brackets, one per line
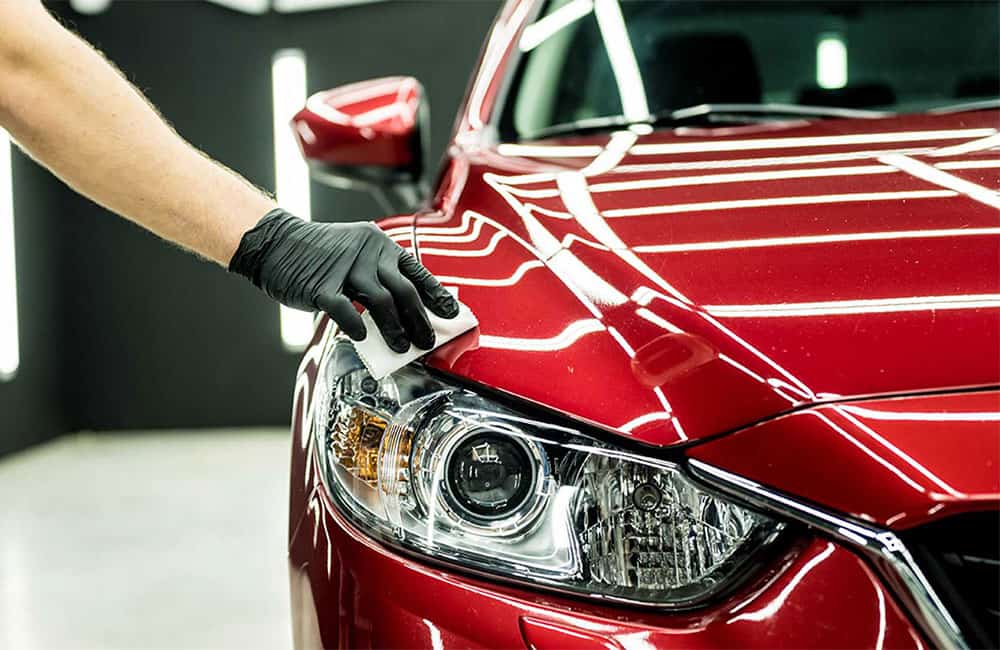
291,76,428,212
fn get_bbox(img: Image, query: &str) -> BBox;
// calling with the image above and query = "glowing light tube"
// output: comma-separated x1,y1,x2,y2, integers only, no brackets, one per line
272,49,314,350
817,34,847,90
0,130,18,380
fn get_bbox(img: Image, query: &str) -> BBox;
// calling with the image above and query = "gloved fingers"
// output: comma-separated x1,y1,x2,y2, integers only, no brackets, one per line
315,292,366,342
397,250,460,318
348,249,410,353
378,248,435,350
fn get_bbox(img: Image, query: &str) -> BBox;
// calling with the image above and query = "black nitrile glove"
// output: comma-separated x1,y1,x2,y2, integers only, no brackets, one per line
229,208,459,352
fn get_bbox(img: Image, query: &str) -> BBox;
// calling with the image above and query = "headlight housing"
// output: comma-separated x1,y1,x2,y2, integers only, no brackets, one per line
313,337,785,606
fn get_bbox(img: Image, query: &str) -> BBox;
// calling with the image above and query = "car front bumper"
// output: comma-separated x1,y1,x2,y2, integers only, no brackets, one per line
289,486,926,650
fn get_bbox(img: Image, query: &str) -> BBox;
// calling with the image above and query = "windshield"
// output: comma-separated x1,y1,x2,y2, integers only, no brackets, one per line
499,0,1000,141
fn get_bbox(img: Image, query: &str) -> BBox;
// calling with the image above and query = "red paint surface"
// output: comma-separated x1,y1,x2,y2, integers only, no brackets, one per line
288,481,925,650
689,390,1000,529
415,110,1000,446
288,0,1000,645
292,76,421,169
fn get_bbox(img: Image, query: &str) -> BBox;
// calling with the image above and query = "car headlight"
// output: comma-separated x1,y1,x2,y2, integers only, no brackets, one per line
313,337,785,606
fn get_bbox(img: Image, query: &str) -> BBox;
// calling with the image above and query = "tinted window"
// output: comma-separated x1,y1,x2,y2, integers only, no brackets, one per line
500,0,1000,140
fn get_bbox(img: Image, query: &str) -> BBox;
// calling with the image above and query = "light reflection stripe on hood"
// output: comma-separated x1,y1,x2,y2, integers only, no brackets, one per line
704,294,1000,317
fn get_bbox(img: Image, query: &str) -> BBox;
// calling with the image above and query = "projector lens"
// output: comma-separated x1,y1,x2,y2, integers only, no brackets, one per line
445,433,534,519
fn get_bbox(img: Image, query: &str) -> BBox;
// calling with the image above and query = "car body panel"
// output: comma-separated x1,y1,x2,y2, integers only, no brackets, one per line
293,76,423,169
288,475,925,650
414,111,1000,446
688,390,1000,530
288,1,999,646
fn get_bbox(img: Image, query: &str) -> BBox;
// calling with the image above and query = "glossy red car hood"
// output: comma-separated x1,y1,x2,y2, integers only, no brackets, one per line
413,112,1000,446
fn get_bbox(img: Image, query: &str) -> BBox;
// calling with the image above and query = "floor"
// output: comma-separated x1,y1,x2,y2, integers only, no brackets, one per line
0,430,292,650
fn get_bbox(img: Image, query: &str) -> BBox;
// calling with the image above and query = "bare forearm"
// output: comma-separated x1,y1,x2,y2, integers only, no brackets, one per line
0,2,275,264
0,1,460,350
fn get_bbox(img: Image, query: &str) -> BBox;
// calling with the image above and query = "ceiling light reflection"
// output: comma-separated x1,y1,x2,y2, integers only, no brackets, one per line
834,406,966,499
497,143,604,158
590,164,895,194
839,406,1000,422
633,227,1000,254
930,133,1000,157
614,147,934,172
417,231,507,258
558,171,692,305
593,0,649,123
507,161,906,201
434,260,544,287
604,190,956,218
605,325,636,356
728,543,836,624
880,153,1000,208
635,308,683,334
628,128,996,156
706,294,1000,318
519,0,594,52
936,159,1000,170
581,130,638,176
813,412,927,494
478,319,606,352
619,412,674,433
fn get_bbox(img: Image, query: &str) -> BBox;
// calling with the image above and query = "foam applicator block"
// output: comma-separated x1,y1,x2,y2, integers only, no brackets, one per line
351,301,479,380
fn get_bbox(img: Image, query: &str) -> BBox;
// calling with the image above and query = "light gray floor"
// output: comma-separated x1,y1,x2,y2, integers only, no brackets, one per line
0,430,292,650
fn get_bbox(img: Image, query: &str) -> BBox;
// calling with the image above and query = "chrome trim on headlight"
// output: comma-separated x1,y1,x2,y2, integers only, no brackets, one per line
688,459,967,650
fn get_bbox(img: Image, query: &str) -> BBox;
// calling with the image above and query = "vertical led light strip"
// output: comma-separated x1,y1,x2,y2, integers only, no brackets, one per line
817,34,848,90
0,130,18,380
271,49,314,350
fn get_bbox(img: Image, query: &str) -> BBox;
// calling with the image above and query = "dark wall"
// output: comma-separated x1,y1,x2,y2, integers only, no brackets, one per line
0,0,500,454
0,154,72,457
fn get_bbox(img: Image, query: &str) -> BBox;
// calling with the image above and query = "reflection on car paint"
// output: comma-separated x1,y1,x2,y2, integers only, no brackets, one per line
880,153,1000,207
632,226,1000,254
703,294,1000,317
403,119,1000,445
478,318,606,352
291,482,930,649
691,391,1000,527
287,0,1000,645
293,76,424,171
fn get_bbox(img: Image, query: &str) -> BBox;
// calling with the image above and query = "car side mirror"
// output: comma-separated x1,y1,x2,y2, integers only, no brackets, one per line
291,76,429,214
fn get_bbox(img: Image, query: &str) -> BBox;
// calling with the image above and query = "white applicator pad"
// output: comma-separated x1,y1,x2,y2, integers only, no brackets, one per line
351,301,478,379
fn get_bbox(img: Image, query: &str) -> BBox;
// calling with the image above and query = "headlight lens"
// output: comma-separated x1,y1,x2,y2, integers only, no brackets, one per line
314,337,784,606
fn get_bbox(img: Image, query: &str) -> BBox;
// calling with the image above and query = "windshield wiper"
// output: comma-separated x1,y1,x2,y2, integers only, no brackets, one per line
525,103,889,140
928,98,1000,114
670,103,890,121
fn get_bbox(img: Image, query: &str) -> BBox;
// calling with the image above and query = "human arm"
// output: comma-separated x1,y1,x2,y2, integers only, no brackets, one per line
0,0,271,264
0,1,457,350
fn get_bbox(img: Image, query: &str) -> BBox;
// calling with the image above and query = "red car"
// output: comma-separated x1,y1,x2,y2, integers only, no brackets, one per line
286,1,1000,647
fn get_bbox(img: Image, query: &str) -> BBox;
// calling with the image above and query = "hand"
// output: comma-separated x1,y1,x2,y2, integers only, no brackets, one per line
229,208,459,352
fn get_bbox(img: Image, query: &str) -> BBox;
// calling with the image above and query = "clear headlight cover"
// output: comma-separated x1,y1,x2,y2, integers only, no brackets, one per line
313,337,784,606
